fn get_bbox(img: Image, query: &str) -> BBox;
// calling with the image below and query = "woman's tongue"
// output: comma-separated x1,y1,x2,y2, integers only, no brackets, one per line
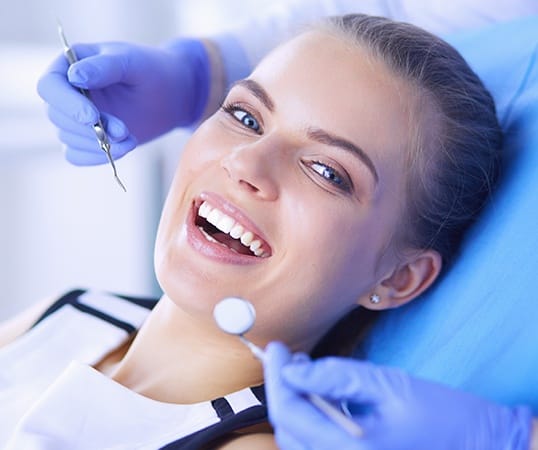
213,232,252,256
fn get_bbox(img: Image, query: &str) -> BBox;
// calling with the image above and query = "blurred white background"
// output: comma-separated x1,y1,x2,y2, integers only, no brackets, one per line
0,0,289,320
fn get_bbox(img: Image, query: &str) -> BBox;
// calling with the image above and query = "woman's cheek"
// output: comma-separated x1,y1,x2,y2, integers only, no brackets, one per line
180,126,233,169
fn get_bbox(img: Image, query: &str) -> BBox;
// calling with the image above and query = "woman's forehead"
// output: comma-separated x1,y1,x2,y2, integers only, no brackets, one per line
252,30,414,120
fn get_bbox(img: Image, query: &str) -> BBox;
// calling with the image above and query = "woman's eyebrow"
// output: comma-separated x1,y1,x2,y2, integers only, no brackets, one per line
232,79,275,112
307,127,379,184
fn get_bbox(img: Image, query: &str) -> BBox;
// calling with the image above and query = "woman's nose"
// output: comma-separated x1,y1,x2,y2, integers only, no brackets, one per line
220,140,281,201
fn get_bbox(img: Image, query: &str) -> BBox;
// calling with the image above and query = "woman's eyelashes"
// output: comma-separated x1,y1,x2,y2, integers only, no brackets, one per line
221,102,263,134
304,160,353,193
221,101,354,194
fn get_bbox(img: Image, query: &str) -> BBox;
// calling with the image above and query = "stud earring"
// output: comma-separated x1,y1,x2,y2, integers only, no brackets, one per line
369,293,381,305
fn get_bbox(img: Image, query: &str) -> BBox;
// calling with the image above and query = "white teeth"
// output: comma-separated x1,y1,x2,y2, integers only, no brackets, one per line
216,215,234,233
199,201,211,218
197,201,269,257
198,226,218,243
207,209,223,226
240,231,254,246
230,224,244,239
249,240,261,252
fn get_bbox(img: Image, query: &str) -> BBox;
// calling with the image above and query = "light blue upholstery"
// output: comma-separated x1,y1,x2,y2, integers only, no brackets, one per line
359,16,538,412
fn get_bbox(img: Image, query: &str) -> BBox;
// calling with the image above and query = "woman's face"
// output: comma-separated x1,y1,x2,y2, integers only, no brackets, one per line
155,31,418,351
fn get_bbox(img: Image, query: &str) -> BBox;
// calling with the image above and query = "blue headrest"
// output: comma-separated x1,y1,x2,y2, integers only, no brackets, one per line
359,16,538,412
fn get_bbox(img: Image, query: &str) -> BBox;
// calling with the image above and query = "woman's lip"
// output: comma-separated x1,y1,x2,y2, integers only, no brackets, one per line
187,201,268,265
198,191,272,253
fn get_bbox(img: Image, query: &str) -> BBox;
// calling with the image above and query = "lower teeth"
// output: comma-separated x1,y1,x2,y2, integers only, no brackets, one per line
199,226,219,244
198,226,253,256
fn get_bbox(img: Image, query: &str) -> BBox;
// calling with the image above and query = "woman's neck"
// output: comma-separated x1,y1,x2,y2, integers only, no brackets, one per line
109,295,265,404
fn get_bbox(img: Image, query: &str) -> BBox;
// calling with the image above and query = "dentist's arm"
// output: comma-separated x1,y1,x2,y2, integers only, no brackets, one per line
264,342,535,450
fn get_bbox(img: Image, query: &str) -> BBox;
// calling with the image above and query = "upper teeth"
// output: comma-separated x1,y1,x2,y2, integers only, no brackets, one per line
198,201,268,257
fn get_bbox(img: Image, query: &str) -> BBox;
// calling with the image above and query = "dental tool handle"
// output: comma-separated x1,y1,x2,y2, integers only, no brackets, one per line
307,392,363,438
60,32,94,102
239,335,267,361
238,335,364,438
59,32,108,143
57,21,127,192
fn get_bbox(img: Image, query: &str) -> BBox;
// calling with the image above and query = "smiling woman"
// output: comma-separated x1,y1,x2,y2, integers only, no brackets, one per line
154,25,439,357
1,13,502,450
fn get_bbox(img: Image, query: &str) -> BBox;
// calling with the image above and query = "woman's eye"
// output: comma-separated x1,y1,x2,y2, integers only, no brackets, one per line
234,110,260,132
222,103,261,133
309,161,351,192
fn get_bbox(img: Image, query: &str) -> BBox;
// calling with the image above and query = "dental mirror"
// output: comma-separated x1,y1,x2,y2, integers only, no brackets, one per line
213,297,265,360
213,296,256,335
213,296,364,438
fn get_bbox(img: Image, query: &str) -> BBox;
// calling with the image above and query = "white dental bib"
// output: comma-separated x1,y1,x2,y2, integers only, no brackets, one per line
6,360,228,449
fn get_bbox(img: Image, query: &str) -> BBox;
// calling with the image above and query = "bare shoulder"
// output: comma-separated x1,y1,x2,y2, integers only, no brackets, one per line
216,433,279,450
0,294,58,348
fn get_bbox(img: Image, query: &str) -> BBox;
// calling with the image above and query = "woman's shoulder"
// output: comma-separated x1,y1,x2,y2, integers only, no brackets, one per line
0,289,159,349
0,292,59,348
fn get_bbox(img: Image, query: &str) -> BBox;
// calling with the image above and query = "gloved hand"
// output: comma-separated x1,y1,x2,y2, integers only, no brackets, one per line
264,342,532,450
37,38,210,165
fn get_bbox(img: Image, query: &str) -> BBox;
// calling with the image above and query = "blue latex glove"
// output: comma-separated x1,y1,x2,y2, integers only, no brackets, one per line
264,342,532,450
37,38,210,165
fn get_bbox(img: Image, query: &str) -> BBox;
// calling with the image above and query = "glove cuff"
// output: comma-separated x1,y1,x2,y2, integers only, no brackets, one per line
198,38,228,122
164,37,211,125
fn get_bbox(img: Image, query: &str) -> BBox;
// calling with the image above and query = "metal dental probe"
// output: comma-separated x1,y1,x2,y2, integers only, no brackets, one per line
57,21,127,192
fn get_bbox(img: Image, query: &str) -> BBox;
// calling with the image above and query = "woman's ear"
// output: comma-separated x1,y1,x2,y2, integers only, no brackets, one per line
360,249,442,310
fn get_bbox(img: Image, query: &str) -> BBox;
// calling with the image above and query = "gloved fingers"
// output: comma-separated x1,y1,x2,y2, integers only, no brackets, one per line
54,129,108,165
67,42,162,89
38,62,99,126
58,128,101,153
59,130,136,166
47,106,98,139
38,43,127,93
64,145,110,166
63,141,136,166
48,107,130,143
281,357,401,404
273,392,366,449
264,341,294,371
264,342,307,426
263,342,311,400
264,342,365,449
67,52,133,90
99,112,131,142
47,101,136,166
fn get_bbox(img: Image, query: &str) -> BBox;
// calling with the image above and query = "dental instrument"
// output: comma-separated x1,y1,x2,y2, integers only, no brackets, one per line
57,21,127,192
213,297,364,438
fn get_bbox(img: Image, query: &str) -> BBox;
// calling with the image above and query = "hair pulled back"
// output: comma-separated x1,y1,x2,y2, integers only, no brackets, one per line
312,14,502,357
325,14,502,267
